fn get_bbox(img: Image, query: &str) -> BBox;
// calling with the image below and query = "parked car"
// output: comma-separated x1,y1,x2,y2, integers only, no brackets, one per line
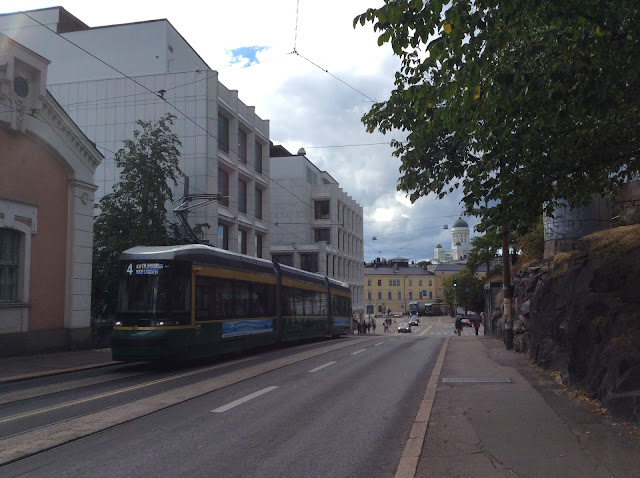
397,322,412,333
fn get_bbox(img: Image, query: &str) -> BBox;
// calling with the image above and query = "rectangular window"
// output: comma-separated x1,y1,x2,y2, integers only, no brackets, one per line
314,200,330,219
238,129,247,163
218,168,229,206
255,234,263,258
218,114,229,153
409,291,413,300
217,223,229,250
429,291,433,299
367,279,371,286
398,292,401,300
301,253,318,273
238,178,247,213
255,142,263,174
272,254,294,267
0,228,20,302
378,291,382,300
388,292,392,300
408,279,413,286
389,280,393,286
238,229,247,254
419,280,423,286
377,280,381,286
314,228,330,243
254,187,263,219
429,279,432,286
368,291,372,300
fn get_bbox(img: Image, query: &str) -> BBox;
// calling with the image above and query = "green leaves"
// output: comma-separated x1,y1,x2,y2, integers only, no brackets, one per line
354,0,640,236
91,113,184,319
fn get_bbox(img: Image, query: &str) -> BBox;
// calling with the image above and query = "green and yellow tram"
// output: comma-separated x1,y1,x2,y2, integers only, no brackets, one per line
112,245,352,361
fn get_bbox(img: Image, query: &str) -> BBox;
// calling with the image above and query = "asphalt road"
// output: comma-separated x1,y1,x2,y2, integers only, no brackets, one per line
0,328,446,477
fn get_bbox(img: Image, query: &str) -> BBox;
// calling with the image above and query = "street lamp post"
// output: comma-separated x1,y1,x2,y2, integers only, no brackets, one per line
453,282,457,317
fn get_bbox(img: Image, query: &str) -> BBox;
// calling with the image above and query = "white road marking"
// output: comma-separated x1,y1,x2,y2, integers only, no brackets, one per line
374,342,384,346
211,386,278,413
351,349,366,355
309,361,336,373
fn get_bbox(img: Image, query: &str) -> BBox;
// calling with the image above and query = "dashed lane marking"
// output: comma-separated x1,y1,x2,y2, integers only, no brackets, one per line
308,361,337,373
211,386,278,413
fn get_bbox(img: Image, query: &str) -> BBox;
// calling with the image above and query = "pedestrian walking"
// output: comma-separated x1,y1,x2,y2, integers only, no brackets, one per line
372,320,376,334
454,317,463,336
474,319,480,335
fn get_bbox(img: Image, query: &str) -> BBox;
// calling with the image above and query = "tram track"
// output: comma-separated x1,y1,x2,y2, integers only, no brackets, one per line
0,336,376,466
0,368,146,406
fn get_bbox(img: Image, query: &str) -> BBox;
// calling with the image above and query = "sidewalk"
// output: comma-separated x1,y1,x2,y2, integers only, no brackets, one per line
0,348,116,384
414,336,640,478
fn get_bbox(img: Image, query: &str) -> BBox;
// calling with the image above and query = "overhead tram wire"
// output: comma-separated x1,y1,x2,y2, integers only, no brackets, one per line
292,51,378,104
10,102,452,248
9,118,313,251
18,12,331,222
20,11,392,238
46,51,295,112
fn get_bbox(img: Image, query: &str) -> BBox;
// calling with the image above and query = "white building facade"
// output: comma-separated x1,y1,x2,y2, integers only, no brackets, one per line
269,145,364,314
0,7,271,255
433,213,472,263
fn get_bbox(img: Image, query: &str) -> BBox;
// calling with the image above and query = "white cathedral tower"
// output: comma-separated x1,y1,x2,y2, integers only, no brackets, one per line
433,213,472,262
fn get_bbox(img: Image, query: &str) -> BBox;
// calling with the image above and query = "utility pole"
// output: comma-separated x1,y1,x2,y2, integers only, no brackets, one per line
502,221,514,350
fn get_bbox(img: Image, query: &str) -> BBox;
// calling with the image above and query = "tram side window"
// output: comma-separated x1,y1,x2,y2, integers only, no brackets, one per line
234,281,250,318
195,277,216,321
215,279,233,318
251,283,277,317
284,287,305,316
303,290,315,316
332,295,350,316
318,291,328,316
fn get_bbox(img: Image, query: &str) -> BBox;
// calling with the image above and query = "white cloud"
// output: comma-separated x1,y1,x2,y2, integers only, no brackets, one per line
2,0,475,262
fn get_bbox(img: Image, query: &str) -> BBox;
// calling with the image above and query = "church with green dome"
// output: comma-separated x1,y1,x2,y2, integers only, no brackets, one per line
433,213,472,263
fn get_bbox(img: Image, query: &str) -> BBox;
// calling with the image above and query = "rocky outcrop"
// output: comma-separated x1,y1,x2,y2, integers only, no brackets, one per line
496,225,640,421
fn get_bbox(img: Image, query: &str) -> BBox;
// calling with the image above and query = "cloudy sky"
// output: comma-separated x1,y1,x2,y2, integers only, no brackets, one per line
2,0,477,262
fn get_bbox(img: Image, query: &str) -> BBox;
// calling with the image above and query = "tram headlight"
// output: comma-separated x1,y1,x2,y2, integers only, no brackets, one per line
114,321,122,326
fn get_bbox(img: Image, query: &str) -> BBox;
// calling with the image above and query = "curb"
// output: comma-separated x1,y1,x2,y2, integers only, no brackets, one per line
394,336,450,478
0,362,119,385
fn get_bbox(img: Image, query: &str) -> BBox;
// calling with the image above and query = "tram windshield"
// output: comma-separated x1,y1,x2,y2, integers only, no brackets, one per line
117,260,190,318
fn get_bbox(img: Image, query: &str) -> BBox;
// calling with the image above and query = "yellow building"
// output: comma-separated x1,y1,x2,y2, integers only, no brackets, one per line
363,258,436,315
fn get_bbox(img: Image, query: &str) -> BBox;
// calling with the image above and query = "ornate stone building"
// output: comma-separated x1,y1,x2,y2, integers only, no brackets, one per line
1,34,102,354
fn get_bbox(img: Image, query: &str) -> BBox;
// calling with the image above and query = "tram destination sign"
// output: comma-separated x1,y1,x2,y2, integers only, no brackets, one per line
125,262,168,276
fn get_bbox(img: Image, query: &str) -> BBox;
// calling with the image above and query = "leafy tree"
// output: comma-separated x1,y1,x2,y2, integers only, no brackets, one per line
92,114,183,319
355,0,639,348
442,268,485,315
514,216,545,265
466,227,501,275
354,1,640,235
